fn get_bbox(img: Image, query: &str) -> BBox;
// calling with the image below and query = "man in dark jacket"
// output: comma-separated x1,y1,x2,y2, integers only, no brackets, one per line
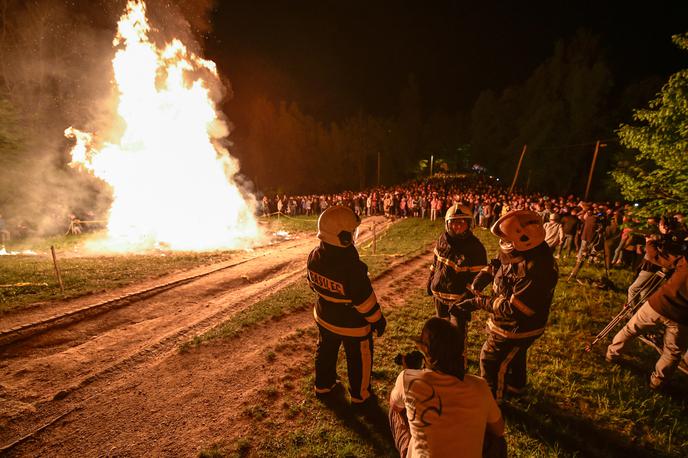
308,206,386,405
453,210,559,401
427,204,487,364
606,242,688,389
568,208,603,281
556,208,579,259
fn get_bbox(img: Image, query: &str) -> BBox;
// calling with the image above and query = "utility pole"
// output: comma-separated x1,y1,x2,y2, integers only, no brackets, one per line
584,140,606,201
508,144,527,194
429,155,434,176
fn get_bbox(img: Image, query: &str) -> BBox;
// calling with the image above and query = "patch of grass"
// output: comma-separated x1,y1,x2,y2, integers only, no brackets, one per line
0,237,244,313
243,405,268,421
198,442,227,458
259,214,318,235
233,438,251,457
261,385,279,400
359,217,443,275
198,282,313,344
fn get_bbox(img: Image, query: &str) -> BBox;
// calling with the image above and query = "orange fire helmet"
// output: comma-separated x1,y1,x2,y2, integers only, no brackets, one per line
490,209,545,251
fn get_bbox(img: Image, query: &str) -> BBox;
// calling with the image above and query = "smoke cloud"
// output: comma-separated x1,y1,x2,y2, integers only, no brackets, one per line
0,0,236,238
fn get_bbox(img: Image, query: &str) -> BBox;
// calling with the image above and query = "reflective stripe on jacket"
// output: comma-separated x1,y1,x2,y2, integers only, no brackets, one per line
308,242,383,337
428,231,487,303
487,242,558,338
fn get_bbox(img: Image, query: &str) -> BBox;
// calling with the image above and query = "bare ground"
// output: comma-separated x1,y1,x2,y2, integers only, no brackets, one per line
0,216,428,457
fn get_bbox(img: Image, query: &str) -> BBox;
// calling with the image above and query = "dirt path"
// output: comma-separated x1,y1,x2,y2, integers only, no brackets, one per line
0,216,427,456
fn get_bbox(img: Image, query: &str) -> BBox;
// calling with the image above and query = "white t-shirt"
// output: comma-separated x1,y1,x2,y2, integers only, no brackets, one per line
389,369,501,458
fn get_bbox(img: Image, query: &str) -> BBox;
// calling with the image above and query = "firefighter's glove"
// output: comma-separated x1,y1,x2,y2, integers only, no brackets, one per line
471,270,493,293
372,316,387,337
453,296,490,313
426,277,433,296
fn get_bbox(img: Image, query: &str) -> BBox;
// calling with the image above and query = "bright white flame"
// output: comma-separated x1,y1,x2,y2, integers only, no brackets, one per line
0,248,37,256
66,0,259,251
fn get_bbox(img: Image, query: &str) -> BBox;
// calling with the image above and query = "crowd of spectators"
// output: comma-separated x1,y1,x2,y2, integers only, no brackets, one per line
3,173,684,265
260,174,687,272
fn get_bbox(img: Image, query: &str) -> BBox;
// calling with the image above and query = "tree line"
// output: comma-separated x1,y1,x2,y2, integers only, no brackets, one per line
232,30,671,199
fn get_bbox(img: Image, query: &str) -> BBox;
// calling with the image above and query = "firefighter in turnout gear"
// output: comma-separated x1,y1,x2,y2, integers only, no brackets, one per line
308,206,386,404
427,204,487,365
453,210,558,401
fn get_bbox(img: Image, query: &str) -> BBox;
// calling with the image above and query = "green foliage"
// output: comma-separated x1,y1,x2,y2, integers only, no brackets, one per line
470,30,614,195
613,33,688,217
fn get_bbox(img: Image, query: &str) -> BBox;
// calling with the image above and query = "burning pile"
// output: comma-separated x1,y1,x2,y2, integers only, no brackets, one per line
66,0,259,251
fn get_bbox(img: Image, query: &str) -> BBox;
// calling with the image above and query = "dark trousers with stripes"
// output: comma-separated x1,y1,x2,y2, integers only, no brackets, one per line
480,333,537,401
315,324,373,403
435,298,469,369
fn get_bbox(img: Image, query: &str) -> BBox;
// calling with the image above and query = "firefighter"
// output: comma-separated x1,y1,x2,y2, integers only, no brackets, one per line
453,210,559,401
427,203,487,366
307,205,386,405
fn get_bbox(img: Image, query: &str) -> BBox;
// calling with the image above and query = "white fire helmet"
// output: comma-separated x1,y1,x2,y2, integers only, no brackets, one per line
317,206,361,248
445,204,473,234
491,209,545,252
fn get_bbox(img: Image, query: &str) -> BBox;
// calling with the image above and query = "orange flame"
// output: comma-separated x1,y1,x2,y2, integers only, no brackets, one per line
66,0,259,251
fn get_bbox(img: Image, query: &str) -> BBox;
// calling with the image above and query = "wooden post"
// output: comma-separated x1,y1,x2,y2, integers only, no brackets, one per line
584,140,606,201
50,245,64,294
372,224,377,255
508,144,527,194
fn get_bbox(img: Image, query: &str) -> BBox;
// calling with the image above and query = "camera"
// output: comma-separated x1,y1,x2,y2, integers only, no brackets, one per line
394,350,424,369
658,232,688,256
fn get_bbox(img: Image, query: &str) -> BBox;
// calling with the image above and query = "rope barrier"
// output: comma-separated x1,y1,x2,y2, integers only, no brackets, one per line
259,211,319,222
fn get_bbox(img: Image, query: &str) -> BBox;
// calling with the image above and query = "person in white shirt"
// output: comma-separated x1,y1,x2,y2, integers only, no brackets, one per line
389,317,505,458
543,213,564,256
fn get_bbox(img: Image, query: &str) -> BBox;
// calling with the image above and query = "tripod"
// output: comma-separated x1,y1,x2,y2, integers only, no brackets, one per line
585,270,666,352
568,223,608,283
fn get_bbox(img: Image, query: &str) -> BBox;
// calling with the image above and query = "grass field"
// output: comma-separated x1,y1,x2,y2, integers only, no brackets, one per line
196,219,688,458
0,215,317,313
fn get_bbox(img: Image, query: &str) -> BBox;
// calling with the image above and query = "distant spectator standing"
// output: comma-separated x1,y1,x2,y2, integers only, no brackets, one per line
430,194,442,221
0,213,9,246
543,213,564,255
67,214,82,235
261,196,270,217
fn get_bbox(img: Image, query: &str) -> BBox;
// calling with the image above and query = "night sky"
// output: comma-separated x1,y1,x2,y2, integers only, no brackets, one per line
203,1,688,121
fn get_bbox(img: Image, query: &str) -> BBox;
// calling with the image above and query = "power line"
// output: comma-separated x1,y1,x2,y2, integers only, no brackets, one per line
534,138,618,151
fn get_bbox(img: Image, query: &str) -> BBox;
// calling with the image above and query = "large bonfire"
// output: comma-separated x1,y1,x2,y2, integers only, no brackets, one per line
66,0,259,251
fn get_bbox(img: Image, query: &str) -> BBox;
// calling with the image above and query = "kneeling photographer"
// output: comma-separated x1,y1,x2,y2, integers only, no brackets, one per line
606,217,688,390
389,317,505,458
627,216,685,308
